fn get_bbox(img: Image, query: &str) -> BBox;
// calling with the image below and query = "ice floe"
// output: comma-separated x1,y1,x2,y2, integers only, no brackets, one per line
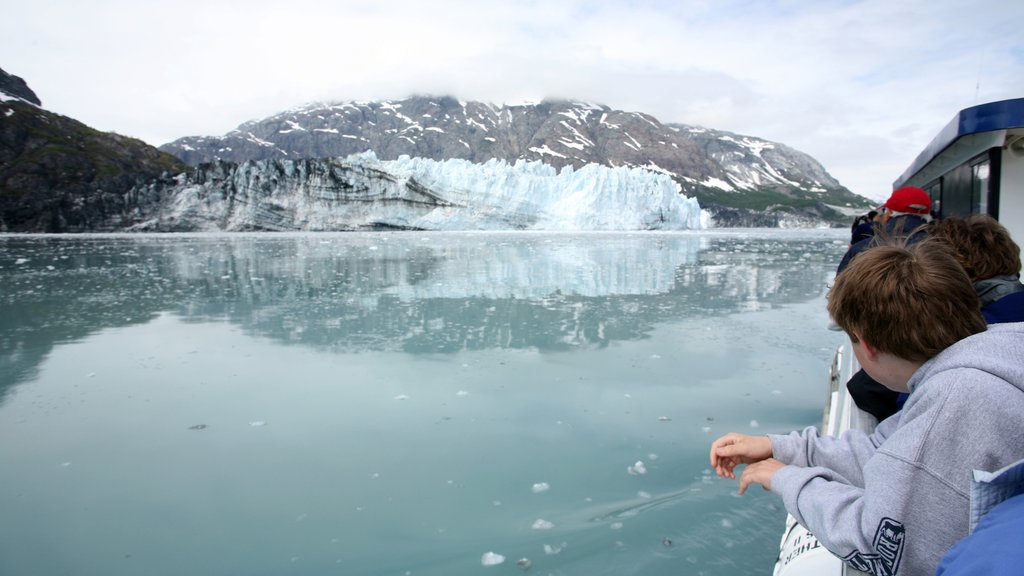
481,551,505,566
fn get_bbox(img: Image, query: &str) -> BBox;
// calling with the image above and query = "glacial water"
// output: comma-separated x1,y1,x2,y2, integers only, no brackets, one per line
0,230,849,576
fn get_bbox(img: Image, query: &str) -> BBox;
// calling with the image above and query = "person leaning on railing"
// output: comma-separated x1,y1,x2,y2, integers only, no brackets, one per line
710,237,1024,576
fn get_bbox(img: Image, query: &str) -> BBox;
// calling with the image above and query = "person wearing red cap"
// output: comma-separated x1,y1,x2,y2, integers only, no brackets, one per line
837,186,933,274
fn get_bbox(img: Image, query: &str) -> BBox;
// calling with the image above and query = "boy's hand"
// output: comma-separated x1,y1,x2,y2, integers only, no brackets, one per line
738,458,784,494
709,433,773,479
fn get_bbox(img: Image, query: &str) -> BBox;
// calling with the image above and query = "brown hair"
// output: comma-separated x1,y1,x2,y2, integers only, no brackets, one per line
828,239,986,362
928,214,1022,280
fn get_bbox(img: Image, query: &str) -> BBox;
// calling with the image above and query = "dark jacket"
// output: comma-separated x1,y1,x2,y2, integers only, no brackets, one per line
850,220,878,245
977,276,1024,324
837,214,930,275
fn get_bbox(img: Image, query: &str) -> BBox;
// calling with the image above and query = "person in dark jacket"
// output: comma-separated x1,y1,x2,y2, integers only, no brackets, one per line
836,186,932,275
930,214,1024,324
850,210,879,245
839,186,933,421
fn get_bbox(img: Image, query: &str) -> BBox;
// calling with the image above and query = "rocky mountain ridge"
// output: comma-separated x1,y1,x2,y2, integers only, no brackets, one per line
2,66,873,232
162,96,873,224
1,68,186,232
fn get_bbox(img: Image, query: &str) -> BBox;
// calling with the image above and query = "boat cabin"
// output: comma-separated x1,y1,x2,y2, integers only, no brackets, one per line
893,97,1024,250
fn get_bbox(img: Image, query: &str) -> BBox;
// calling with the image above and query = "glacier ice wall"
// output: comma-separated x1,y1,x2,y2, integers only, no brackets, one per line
137,152,705,232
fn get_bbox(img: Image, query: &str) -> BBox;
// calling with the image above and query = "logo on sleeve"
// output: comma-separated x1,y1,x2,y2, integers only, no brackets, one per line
841,517,905,576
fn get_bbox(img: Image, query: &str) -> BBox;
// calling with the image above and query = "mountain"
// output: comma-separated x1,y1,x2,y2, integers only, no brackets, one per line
1,67,186,232
161,96,874,225
0,68,40,105
2,66,871,232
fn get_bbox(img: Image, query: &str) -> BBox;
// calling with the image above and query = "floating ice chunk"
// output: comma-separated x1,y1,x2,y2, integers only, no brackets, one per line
702,426,712,433
249,421,266,427
772,390,782,395
721,518,734,529
544,542,567,555
627,461,647,476
516,558,532,570
456,390,469,397
60,462,72,468
650,354,661,359
657,416,671,421
749,420,759,428
481,552,506,566
531,519,555,530
15,258,28,265
393,394,410,400
531,482,550,493
648,453,658,461
87,372,96,378
610,522,624,530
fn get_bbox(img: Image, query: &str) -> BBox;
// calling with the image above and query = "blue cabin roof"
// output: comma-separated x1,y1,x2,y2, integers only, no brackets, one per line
894,98,1024,189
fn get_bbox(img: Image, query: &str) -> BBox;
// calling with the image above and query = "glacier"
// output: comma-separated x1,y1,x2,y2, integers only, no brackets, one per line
133,151,707,232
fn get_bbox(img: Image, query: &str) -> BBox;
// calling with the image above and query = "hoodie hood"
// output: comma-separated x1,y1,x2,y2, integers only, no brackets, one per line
908,322,1024,395
975,275,1024,309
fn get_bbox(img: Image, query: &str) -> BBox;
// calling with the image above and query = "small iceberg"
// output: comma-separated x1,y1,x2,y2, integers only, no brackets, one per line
627,461,647,475
531,519,555,530
481,551,505,566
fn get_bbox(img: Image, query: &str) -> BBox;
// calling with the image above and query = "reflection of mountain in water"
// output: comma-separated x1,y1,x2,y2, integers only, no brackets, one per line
0,232,848,398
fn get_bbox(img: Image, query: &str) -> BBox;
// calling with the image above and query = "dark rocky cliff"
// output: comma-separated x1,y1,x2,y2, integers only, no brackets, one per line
1,67,186,232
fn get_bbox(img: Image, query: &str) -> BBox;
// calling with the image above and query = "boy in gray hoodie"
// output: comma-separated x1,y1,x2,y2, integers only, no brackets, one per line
710,239,1024,576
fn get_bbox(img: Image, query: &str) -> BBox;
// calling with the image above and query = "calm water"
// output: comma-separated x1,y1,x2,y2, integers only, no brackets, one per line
0,230,848,576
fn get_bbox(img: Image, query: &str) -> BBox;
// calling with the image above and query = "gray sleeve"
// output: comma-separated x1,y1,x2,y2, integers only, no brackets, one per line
769,421,894,488
770,431,968,576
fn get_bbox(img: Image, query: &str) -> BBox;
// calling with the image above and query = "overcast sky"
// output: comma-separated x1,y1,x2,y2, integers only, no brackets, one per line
3,0,1023,201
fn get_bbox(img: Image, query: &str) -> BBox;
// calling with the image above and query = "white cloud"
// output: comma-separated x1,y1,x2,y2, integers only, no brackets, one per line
2,0,1023,201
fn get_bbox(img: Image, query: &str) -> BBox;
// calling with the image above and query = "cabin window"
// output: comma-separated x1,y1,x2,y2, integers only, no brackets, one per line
972,160,990,214
930,150,996,219
924,181,942,214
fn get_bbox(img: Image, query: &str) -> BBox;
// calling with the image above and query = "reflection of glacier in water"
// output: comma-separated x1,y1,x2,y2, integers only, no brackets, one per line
1,231,848,380
0,230,849,576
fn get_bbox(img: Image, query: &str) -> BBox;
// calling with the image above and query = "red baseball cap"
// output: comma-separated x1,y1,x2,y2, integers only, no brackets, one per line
883,186,931,214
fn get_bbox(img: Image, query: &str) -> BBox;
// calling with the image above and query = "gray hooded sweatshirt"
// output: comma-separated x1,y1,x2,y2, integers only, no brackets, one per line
769,322,1024,576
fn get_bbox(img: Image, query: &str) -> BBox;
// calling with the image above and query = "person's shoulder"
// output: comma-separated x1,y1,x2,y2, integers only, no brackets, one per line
947,323,1024,355
914,329,1024,398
